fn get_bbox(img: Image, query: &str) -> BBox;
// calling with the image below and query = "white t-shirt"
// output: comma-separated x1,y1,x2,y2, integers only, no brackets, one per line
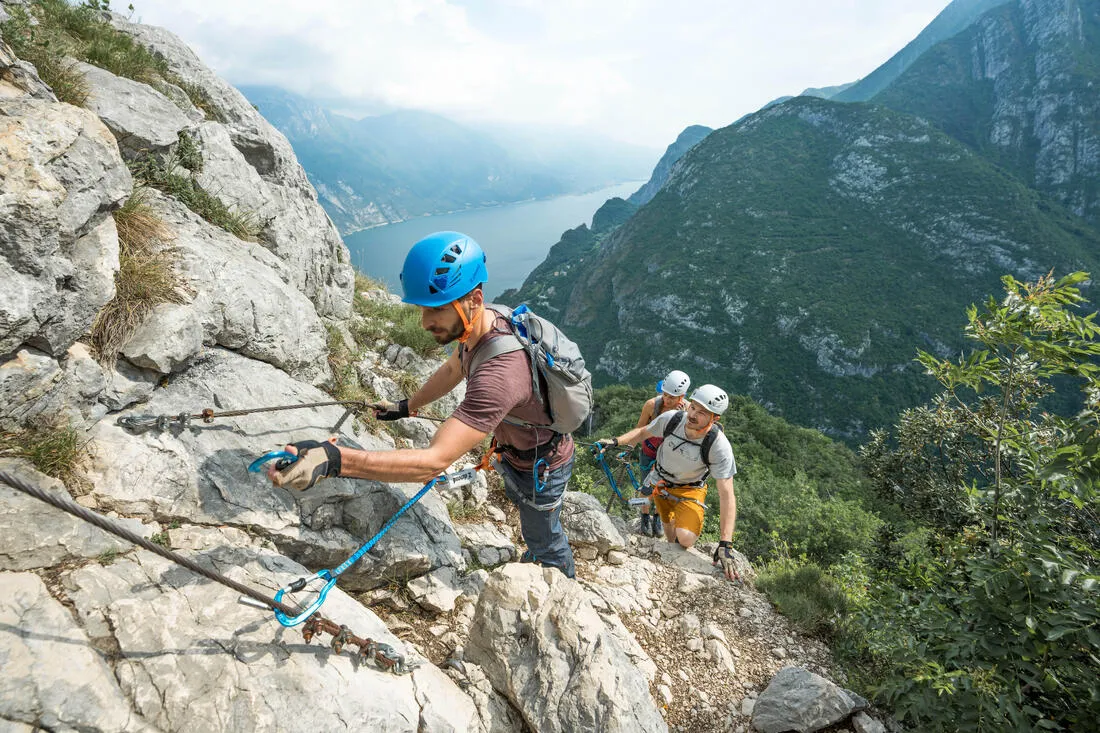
643,411,737,487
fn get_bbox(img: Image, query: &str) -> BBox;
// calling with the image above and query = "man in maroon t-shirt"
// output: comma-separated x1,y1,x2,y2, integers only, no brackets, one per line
268,231,576,578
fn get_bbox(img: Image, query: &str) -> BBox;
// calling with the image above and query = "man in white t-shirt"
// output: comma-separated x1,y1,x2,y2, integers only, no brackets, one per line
596,385,740,581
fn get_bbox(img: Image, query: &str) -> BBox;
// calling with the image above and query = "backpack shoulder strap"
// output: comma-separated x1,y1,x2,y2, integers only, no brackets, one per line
701,422,724,466
466,333,523,377
663,410,685,438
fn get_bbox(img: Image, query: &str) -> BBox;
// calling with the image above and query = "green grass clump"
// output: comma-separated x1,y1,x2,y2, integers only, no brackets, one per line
0,3,90,105
130,154,261,240
0,421,91,489
1,0,167,98
90,186,187,364
352,274,442,358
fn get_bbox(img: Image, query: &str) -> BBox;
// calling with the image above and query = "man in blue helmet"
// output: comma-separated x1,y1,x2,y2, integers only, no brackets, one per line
269,231,576,578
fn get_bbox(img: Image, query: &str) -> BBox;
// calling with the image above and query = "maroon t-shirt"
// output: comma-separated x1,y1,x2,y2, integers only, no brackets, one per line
452,314,573,470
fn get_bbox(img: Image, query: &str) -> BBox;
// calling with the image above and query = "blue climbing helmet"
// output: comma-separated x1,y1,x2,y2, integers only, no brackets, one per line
399,231,488,307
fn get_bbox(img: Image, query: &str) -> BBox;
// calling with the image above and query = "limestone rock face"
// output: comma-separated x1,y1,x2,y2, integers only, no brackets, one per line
0,572,158,732
0,459,141,570
0,96,130,357
88,349,462,591
76,61,193,158
0,38,58,100
148,190,329,384
466,564,666,733
106,14,354,319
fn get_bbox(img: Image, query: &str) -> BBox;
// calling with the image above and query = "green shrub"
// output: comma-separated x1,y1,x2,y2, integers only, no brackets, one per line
845,273,1100,730
0,421,90,488
711,463,882,565
756,557,849,637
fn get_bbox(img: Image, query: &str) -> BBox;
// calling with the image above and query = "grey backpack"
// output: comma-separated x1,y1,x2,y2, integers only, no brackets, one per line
466,304,593,434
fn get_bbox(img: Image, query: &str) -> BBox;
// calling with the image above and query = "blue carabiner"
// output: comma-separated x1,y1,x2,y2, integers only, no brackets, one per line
273,569,338,627
533,458,549,494
248,450,298,473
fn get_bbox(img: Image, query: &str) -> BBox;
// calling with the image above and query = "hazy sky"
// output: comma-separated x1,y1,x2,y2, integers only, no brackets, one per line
131,0,952,148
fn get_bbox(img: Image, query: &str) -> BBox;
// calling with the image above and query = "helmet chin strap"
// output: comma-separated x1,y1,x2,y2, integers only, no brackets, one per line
454,301,484,344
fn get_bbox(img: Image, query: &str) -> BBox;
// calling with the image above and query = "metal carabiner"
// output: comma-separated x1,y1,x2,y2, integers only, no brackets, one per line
247,450,298,473
533,458,549,494
273,570,338,627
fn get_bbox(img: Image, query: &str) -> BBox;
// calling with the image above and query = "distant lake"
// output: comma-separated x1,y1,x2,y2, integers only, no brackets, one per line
344,181,644,300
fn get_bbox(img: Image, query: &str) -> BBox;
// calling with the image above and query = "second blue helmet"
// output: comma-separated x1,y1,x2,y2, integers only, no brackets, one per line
399,232,488,307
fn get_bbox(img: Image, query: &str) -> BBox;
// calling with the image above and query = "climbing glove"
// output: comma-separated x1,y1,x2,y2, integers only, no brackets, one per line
713,540,741,584
594,437,619,454
374,399,411,421
271,439,342,491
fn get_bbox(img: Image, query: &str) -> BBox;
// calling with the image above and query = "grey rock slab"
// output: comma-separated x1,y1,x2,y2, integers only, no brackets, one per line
582,556,657,614
106,15,354,320
0,39,57,100
88,348,463,590
76,61,193,157
120,302,205,374
752,666,856,733
454,522,516,568
99,357,160,412
408,566,464,614
0,341,110,431
147,190,329,384
61,544,478,732
0,571,158,732
0,458,148,571
0,96,130,356
0,347,60,430
561,491,627,554
467,564,665,733
851,712,886,733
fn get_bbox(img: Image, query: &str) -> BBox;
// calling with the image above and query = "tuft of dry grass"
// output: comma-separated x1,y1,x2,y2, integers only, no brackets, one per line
90,187,188,365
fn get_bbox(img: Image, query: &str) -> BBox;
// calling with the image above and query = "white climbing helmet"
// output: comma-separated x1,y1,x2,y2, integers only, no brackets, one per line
690,384,729,416
661,370,691,397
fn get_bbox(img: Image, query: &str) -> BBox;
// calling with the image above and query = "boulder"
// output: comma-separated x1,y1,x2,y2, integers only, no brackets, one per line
88,348,462,591
466,564,665,733
147,190,329,384
560,491,627,555
76,61,193,158
751,666,857,733
0,39,58,101
408,565,464,614
106,14,354,320
120,302,205,374
0,96,130,356
0,347,61,430
454,522,517,568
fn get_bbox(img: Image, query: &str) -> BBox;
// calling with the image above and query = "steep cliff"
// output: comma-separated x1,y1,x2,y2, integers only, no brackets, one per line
875,0,1100,224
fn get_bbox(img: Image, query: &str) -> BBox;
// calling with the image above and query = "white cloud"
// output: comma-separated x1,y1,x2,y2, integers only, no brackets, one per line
130,0,951,147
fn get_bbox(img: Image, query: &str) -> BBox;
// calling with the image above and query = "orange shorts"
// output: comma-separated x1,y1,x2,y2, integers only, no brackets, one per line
651,485,708,536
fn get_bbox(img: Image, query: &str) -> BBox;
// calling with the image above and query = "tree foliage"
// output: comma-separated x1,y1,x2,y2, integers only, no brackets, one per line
852,272,1100,731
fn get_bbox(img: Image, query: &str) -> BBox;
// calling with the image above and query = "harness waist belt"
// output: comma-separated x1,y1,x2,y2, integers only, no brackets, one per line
655,486,708,511
498,432,563,462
